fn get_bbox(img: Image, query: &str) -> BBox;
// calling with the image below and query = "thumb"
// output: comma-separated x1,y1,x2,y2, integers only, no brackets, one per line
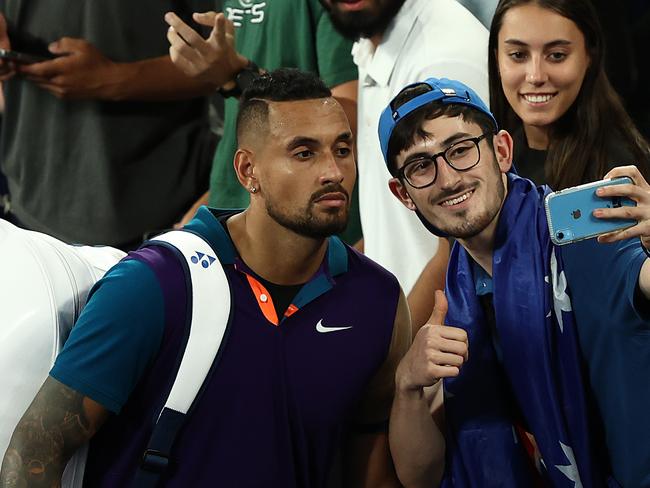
428,290,448,326
49,37,78,54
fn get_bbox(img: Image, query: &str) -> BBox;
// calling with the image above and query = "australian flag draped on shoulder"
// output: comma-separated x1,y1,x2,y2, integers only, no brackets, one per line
441,174,616,487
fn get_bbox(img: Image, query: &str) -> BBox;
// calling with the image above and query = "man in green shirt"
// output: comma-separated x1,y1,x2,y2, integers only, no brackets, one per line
165,1,361,242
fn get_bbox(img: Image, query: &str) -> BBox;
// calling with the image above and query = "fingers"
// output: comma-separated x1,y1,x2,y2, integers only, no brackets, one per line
593,204,641,222
437,326,469,361
0,14,10,50
164,12,205,47
17,57,64,78
595,182,645,202
48,37,81,55
603,165,647,187
192,11,218,27
428,365,461,379
0,69,15,81
597,223,648,243
422,336,465,380
593,170,650,244
428,290,448,325
0,59,16,81
225,14,236,39
419,323,469,363
31,81,66,98
16,36,80,78
397,320,469,390
208,13,227,47
167,24,191,52
429,349,465,368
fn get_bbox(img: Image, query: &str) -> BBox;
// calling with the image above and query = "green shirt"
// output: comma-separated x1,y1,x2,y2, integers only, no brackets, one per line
213,0,361,242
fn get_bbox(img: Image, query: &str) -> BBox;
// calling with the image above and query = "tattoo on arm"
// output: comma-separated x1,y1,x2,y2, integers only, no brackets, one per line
0,377,108,488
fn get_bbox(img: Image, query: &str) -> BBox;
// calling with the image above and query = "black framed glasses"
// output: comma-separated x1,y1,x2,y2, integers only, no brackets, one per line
397,133,493,189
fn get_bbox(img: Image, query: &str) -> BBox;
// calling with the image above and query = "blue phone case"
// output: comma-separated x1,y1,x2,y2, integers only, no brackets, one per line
544,177,637,245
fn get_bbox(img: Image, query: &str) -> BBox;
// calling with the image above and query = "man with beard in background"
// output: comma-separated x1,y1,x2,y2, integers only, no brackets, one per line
321,0,489,329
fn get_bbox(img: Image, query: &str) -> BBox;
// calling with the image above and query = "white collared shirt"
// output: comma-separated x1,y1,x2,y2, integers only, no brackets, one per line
354,0,489,293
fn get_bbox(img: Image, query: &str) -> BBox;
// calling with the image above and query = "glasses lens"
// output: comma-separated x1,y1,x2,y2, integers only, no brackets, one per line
404,158,436,187
445,139,479,170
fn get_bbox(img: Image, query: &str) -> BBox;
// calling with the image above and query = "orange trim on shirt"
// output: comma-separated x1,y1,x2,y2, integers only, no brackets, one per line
245,274,279,326
284,304,299,318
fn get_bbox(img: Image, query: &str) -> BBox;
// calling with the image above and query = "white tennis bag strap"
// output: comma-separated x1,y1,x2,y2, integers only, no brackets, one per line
133,230,232,487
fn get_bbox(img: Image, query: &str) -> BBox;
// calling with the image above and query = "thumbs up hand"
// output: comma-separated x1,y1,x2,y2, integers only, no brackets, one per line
396,291,469,393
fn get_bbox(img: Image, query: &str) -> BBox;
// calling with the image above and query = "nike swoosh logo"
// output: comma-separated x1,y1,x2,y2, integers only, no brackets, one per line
316,319,353,333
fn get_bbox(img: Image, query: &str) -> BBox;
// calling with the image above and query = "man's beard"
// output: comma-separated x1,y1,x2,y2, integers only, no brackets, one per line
416,162,506,239
439,200,501,239
324,0,406,40
266,184,350,239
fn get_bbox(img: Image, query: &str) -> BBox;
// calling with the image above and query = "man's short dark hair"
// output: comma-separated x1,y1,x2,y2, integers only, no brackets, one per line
236,68,332,143
386,84,496,177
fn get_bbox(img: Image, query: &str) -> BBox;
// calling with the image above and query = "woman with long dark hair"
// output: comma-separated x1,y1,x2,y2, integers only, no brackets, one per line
489,0,650,189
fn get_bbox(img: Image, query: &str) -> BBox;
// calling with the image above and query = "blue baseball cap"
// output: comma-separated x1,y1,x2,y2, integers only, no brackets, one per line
378,77,498,166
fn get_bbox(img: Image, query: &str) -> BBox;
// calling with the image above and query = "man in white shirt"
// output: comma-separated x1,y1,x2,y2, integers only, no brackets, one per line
458,0,498,27
323,0,488,323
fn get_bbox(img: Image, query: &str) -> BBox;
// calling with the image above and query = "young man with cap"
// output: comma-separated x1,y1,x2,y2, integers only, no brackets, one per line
1,69,410,487
321,0,489,327
381,78,650,487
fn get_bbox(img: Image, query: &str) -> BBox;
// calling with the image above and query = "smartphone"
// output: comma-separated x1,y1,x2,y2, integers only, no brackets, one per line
0,48,56,64
545,176,637,246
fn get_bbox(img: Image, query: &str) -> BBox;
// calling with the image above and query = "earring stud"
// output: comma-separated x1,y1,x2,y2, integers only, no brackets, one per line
250,186,257,193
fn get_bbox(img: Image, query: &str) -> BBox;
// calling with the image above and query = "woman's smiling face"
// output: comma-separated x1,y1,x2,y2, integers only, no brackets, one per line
497,3,590,147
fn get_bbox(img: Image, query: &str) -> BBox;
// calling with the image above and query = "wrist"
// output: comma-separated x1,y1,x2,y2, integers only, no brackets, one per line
99,61,130,101
395,385,425,403
220,79,236,91
395,368,430,397
233,54,249,77
219,58,261,99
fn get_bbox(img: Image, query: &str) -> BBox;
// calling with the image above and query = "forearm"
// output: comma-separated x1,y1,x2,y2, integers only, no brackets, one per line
389,386,445,488
102,55,215,102
1,411,83,487
1,428,69,487
0,377,107,487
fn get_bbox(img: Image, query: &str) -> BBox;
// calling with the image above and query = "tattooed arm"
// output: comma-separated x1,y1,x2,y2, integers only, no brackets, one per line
0,376,109,488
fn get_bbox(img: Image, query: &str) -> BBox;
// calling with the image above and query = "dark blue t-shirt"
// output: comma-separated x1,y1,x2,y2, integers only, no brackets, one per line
561,238,650,487
471,237,650,487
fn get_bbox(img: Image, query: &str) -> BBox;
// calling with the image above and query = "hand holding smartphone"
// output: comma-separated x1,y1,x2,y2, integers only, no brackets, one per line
0,26,60,66
0,48,57,64
545,176,637,245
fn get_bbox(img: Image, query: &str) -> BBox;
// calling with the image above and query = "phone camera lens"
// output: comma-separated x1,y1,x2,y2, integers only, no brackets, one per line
557,232,565,240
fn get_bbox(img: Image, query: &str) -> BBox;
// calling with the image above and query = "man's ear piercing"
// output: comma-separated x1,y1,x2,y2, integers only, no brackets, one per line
250,186,257,193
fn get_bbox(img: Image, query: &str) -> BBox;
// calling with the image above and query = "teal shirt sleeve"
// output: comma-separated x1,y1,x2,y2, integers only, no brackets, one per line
50,258,166,414
312,0,358,87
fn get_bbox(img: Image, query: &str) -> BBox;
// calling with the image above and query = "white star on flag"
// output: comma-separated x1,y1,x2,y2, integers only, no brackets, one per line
550,250,572,332
555,442,583,487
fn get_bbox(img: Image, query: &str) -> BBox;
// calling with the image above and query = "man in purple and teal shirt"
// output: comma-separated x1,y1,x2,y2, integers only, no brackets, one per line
1,69,410,487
